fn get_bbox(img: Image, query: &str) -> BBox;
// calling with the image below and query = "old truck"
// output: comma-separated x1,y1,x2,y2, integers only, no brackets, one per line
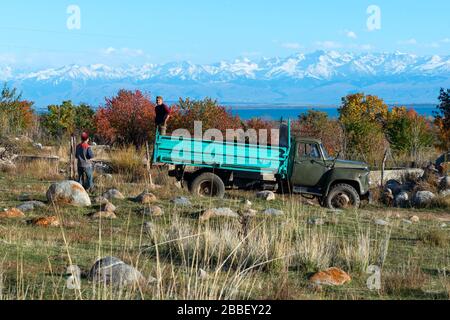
152,121,371,209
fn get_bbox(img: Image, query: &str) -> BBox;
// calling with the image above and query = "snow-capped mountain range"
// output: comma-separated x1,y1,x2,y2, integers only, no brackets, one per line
2,50,449,109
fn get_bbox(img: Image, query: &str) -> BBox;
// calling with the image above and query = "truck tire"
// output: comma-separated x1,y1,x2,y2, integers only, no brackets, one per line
190,172,226,199
325,184,361,209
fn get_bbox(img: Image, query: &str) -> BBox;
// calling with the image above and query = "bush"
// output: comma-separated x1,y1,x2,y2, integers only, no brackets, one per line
0,84,35,136
96,90,155,147
41,101,96,139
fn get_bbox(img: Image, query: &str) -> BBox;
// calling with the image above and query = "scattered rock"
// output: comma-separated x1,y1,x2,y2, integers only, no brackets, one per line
375,219,389,226
243,199,252,207
0,208,25,218
310,267,351,286
394,192,410,208
90,211,117,220
102,189,125,201
240,208,257,217
172,197,192,207
439,176,450,191
141,206,164,217
307,217,325,226
46,181,91,207
413,191,436,207
135,192,157,204
29,216,60,227
409,215,420,223
256,191,276,201
200,208,239,222
439,189,450,198
441,223,447,229
262,208,284,216
33,142,43,150
94,196,110,205
88,256,145,287
401,219,413,225
16,201,46,212
100,202,116,213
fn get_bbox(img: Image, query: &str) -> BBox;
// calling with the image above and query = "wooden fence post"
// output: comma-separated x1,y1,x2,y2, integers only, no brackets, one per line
145,141,154,188
70,135,77,180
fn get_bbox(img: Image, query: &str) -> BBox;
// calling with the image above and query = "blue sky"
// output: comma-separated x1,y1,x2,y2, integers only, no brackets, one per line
0,0,449,69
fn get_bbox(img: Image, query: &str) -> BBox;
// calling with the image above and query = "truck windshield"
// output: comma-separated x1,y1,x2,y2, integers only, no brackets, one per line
321,144,331,160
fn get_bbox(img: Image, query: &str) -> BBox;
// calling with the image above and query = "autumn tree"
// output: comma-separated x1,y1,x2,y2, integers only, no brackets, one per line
95,90,155,147
338,93,389,166
297,110,344,156
169,97,242,135
41,101,96,139
386,107,434,163
434,88,450,150
0,83,35,136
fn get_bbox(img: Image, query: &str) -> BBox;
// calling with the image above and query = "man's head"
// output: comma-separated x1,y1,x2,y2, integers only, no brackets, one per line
156,96,163,106
81,132,89,142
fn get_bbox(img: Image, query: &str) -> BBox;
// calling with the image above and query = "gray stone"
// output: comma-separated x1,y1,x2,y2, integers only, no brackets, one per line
395,192,410,208
172,197,192,207
46,180,91,207
256,191,276,201
401,219,413,225
141,206,164,217
16,201,46,212
88,256,145,287
94,196,110,205
262,208,284,216
413,191,436,207
102,189,125,200
375,219,389,226
101,202,117,213
439,176,450,191
308,217,325,226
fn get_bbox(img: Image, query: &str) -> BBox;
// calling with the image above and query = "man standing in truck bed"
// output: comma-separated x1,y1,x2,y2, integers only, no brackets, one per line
76,132,95,192
155,96,171,135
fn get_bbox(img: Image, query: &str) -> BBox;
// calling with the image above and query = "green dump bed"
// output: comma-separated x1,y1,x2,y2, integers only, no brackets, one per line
153,129,291,176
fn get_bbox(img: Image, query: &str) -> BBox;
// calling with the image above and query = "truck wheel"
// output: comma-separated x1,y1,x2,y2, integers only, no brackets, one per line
190,172,225,199
325,184,361,209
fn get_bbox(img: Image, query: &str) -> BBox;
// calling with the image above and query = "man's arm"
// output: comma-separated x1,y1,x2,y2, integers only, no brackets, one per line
87,147,94,160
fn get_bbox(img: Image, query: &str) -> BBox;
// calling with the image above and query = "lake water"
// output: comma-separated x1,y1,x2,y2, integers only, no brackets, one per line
230,104,437,120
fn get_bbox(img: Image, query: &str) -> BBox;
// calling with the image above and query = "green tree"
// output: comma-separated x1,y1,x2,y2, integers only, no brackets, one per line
0,83,35,136
41,101,96,139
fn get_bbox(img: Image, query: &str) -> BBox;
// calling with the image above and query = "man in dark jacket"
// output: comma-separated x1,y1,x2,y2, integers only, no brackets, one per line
76,132,95,191
155,96,170,135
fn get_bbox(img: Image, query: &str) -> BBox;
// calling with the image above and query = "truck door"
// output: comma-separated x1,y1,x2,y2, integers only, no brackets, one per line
291,142,328,187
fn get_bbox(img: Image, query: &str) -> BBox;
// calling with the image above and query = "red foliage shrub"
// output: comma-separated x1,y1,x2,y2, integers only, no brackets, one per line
95,90,155,146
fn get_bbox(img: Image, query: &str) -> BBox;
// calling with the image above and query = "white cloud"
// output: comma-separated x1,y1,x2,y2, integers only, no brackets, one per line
315,41,342,49
282,42,302,50
345,30,358,39
102,47,145,57
441,38,450,43
398,38,418,45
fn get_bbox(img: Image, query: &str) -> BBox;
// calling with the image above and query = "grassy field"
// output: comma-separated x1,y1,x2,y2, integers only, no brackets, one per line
0,160,449,300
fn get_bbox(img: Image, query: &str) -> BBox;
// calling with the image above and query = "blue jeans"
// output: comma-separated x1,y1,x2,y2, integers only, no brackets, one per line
78,166,94,191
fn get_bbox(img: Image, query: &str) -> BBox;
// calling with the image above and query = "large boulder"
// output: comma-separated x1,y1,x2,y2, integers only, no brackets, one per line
88,256,145,287
46,181,91,207
413,191,436,207
199,208,239,222
134,192,157,204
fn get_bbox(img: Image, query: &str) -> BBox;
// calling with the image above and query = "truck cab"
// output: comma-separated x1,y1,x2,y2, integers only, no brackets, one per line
288,138,371,209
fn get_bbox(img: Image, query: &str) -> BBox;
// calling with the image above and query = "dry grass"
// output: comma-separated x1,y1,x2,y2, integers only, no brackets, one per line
109,146,147,183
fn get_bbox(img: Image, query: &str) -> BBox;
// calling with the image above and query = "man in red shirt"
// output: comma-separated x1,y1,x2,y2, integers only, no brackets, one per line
155,96,170,135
